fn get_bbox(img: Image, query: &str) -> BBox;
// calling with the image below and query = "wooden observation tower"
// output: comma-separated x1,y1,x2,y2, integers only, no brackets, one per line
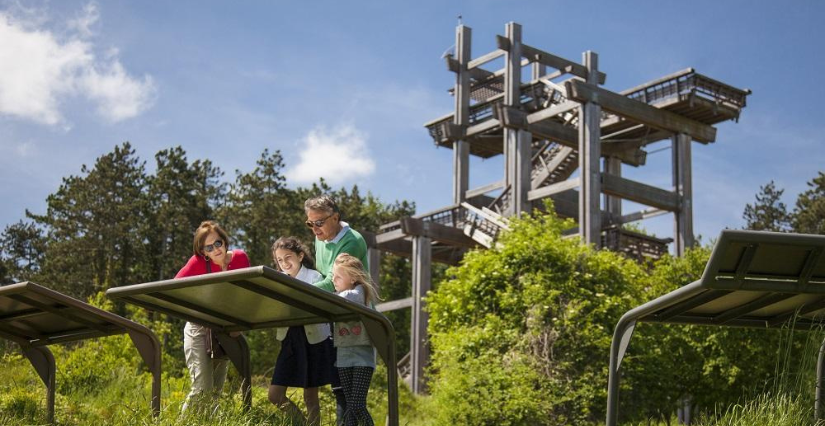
367,22,751,394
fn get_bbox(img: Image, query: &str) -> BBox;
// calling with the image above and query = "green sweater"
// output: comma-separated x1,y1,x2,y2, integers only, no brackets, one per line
314,226,369,293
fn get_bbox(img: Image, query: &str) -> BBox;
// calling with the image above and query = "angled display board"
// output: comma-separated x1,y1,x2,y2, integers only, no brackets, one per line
106,265,399,426
0,282,161,423
607,230,825,425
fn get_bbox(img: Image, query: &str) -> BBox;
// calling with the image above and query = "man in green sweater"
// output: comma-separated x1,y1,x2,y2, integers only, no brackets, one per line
304,194,369,426
305,195,369,293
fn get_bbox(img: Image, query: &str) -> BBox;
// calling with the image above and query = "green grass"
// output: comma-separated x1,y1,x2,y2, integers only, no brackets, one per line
0,350,430,426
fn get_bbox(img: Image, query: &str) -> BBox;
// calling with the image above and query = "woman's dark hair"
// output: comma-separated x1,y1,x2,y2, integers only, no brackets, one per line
271,237,315,271
193,220,230,257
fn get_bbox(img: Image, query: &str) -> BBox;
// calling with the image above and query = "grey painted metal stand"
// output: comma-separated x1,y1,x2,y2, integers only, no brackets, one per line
107,265,399,426
21,346,55,423
607,230,825,425
0,282,162,423
215,332,252,409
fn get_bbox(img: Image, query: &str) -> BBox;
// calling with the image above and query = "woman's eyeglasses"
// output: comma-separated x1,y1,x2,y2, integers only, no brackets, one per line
305,214,334,228
204,240,224,253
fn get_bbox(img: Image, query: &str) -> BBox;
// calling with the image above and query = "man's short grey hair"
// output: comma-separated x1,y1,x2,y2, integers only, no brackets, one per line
304,194,340,215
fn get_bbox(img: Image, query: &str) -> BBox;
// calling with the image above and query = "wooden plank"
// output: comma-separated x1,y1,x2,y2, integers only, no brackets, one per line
445,56,495,81
376,297,413,313
617,208,668,224
453,26,471,204
672,133,694,254
528,177,580,201
465,180,504,199
465,119,500,139
601,173,680,211
376,228,406,245
468,49,504,69
526,99,579,124
496,36,607,84
566,80,717,143
605,156,622,218
528,119,578,145
400,217,478,249
579,51,602,247
410,236,431,394
495,104,528,129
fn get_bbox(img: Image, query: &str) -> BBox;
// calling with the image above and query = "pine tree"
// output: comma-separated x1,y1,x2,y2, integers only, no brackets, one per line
793,172,825,234
742,181,791,232
224,149,298,267
27,142,148,298
142,146,225,281
0,220,45,283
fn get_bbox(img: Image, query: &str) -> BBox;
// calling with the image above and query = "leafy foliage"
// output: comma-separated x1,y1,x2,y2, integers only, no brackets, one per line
427,202,646,424
426,202,821,425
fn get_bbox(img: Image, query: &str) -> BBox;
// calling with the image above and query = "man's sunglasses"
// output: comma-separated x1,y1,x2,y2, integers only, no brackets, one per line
305,214,334,228
204,240,224,253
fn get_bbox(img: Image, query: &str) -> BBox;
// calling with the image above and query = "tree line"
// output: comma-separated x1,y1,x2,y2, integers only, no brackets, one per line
0,142,417,364
742,173,825,234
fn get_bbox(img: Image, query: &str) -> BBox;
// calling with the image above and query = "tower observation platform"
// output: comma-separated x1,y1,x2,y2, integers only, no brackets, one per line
367,22,750,393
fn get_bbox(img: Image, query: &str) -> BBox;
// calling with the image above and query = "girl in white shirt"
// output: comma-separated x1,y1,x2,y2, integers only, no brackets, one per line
269,237,336,426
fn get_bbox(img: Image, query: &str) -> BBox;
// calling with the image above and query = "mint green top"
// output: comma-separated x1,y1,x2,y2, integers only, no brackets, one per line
313,223,369,293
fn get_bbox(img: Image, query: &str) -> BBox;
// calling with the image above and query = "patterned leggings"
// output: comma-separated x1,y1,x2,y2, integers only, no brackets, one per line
338,366,374,426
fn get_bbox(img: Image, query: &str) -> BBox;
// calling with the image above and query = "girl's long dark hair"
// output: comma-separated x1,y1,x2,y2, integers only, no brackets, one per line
271,237,315,271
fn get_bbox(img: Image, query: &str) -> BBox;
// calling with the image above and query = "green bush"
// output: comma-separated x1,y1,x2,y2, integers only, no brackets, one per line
427,202,646,424
426,203,822,425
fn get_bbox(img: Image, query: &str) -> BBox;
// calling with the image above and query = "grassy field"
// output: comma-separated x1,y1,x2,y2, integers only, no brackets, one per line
3,339,824,426
0,349,429,426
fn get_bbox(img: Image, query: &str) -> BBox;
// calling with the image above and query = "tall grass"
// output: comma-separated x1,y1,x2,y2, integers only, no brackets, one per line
0,348,430,426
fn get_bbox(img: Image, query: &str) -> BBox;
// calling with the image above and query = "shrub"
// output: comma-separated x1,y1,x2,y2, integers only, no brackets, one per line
426,202,646,424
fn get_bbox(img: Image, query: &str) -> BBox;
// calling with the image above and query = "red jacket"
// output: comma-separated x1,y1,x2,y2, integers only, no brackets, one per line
175,249,250,278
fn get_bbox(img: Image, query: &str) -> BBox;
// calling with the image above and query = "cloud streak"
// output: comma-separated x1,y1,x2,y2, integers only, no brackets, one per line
0,3,156,125
286,124,375,185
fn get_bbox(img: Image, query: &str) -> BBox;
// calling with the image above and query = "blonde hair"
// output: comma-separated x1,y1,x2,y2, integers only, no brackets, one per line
334,253,380,306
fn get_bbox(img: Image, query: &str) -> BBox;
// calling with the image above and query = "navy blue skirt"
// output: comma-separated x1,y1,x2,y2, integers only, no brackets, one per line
271,326,336,388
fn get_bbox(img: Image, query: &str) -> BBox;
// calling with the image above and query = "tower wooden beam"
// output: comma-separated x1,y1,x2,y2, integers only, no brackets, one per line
410,236,431,394
673,133,694,255
601,173,680,212
453,25,471,204
565,80,717,143
496,36,607,84
579,51,602,246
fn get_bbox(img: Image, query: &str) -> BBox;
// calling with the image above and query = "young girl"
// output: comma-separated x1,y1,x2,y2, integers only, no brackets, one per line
269,237,336,426
332,253,381,426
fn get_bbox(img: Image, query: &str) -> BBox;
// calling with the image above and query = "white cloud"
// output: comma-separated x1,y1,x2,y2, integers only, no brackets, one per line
67,2,99,38
0,3,156,125
286,124,376,184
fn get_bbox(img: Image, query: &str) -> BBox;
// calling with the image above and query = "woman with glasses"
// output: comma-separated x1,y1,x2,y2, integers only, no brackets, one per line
304,195,370,425
175,220,250,413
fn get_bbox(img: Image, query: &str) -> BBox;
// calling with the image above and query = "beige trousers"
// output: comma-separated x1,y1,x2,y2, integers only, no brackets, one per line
181,322,229,412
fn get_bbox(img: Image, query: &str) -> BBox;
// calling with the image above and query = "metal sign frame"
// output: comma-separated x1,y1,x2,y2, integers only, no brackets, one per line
106,265,399,426
606,230,825,425
0,282,161,423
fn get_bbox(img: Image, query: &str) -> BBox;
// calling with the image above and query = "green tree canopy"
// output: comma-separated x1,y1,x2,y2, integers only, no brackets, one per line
743,180,791,232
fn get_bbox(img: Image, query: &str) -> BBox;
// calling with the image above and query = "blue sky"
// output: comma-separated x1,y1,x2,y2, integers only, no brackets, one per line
1,0,823,247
